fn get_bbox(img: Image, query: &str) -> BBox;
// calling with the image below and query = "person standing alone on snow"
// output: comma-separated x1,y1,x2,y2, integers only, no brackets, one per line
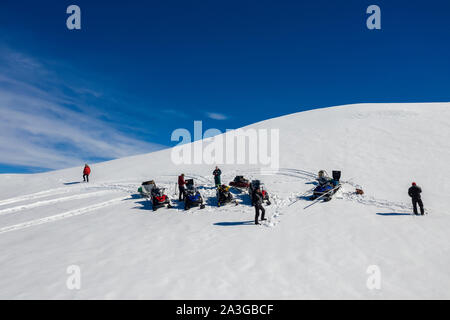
178,174,186,201
253,187,266,225
408,182,425,215
83,164,91,182
213,166,222,187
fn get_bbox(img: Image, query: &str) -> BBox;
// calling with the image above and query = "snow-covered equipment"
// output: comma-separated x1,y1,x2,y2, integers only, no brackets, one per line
304,184,341,209
249,180,271,205
310,170,342,202
229,176,250,189
138,180,155,197
184,179,205,210
216,184,238,207
139,180,172,211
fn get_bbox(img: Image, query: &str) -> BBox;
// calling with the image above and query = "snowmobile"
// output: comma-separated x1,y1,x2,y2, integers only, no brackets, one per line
216,184,238,207
310,170,341,202
184,179,206,210
229,175,250,189
249,180,271,205
138,180,172,211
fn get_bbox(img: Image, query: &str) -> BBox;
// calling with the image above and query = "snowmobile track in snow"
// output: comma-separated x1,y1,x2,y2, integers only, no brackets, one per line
0,183,136,234
0,196,129,235
0,190,121,216
0,187,72,207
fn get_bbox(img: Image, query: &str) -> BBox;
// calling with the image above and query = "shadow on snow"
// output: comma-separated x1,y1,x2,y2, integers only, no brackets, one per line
376,212,412,216
214,220,254,226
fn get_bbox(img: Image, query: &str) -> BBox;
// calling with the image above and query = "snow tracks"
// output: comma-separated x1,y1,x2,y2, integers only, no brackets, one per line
0,183,132,235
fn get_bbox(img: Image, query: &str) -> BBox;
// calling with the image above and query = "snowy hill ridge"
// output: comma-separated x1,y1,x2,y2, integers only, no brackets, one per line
0,102,449,299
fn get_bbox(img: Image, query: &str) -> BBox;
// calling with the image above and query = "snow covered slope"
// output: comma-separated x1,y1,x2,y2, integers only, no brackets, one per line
0,102,449,299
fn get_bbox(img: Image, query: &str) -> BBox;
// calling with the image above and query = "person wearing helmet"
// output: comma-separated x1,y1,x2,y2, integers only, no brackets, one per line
178,174,186,201
83,164,91,182
408,182,425,215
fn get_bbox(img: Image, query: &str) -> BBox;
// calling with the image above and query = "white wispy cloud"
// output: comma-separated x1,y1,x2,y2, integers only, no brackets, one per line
0,46,165,171
206,112,228,120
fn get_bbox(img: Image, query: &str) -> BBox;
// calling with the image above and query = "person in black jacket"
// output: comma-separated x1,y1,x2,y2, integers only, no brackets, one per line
253,187,266,225
213,166,222,187
408,182,425,215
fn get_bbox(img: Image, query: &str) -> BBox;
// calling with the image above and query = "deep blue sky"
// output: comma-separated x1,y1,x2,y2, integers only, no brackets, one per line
0,0,449,173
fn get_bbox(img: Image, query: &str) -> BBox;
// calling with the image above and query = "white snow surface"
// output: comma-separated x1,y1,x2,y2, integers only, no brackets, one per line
0,102,449,299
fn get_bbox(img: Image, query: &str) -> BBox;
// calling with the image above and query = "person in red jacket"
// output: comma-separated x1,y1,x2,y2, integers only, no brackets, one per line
83,164,91,182
178,173,186,201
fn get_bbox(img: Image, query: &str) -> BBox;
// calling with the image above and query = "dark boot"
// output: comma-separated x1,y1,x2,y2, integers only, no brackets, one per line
260,206,266,221
418,199,425,215
412,199,419,215
255,206,260,225
178,187,185,201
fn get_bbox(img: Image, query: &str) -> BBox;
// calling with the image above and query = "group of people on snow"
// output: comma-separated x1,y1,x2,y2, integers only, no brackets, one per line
176,166,267,224
81,164,426,220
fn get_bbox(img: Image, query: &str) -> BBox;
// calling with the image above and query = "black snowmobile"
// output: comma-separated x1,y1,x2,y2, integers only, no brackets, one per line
310,170,342,202
229,175,250,189
216,184,238,207
184,179,205,210
249,180,271,205
138,180,172,211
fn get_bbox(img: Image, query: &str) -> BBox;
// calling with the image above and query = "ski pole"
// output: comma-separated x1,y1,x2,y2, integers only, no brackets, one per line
287,186,316,207
303,185,340,210
300,186,316,197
